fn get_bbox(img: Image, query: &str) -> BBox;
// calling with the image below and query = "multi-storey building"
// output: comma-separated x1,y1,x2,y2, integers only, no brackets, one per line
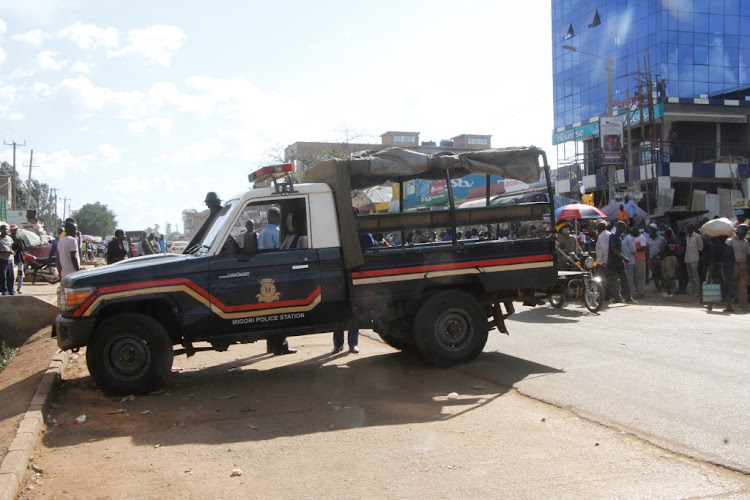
552,0,750,216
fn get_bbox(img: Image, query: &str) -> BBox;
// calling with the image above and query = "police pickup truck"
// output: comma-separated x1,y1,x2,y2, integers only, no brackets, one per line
54,146,557,394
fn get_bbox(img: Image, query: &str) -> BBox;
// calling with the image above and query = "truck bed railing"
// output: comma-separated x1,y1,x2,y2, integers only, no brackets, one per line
357,203,547,234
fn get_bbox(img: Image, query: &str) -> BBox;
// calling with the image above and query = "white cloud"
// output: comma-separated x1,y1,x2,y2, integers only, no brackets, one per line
59,22,118,50
0,47,6,64
0,19,6,35
37,50,67,71
0,83,16,112
56,77,143,118
13,29,50,45
157,138,223,165
31,82,51,97
107,25,186,68
128,117,172,136
8,112,23,120
98,144,121,163
71,61,91,74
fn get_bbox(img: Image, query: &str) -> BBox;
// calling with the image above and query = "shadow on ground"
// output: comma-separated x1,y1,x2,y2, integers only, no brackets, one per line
41,346,562,450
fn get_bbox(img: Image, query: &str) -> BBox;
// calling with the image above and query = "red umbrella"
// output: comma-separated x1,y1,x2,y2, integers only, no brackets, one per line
555,203,607,220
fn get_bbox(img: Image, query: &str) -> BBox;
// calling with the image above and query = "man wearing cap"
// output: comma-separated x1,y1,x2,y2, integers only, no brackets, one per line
730,224,750,308
556,221,580,256
734,209,747,227
9,225,26,294
0,224,15,295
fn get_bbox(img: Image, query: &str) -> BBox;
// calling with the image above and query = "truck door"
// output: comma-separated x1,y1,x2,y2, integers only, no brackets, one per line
207,197,324,333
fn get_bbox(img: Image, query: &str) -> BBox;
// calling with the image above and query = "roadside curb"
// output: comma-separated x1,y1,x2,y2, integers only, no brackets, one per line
0,348,69,500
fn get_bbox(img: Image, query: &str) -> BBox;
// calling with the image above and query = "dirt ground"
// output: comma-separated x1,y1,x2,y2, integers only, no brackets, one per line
11,333,750,499
0,329,57,464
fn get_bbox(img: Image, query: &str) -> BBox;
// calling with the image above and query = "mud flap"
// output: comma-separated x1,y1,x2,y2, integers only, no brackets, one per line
491,301,514,335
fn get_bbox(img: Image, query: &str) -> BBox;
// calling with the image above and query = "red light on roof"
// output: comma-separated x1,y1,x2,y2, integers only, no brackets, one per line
248,163,294,183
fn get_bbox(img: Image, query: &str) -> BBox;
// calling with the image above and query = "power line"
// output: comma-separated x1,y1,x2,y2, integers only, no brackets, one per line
3,140,26,209
24,149,39,208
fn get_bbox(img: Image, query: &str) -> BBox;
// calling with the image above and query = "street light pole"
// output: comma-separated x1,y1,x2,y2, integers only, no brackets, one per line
563,45,613,116
563,45,617,203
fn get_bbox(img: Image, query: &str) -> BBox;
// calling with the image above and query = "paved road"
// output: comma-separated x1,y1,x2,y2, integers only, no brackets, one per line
464,297,750,474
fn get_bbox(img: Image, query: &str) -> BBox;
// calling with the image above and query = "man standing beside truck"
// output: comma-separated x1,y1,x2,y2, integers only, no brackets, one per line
258,207,296,356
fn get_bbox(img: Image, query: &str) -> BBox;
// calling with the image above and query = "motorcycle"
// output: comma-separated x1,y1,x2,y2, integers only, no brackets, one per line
547,249,605,313
23,252,60,284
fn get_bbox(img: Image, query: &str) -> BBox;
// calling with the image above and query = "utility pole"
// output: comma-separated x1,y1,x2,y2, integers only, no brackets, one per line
61,197,69,221
3,140,25,209
24,150,39,209
52,188,59,226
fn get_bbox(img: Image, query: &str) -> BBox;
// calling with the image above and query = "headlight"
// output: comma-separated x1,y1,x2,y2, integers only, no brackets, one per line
584,257,595,269
58,287,96,315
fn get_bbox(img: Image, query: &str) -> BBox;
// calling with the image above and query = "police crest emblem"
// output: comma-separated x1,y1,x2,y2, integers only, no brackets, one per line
256,278,281,303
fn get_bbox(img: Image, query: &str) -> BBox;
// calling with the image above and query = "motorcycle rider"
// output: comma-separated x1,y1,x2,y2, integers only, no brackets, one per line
556,221,580,270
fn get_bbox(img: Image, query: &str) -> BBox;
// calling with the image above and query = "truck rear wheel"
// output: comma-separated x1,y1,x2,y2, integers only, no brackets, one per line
377,332,415,351
413,291,488,367
86,313,174,395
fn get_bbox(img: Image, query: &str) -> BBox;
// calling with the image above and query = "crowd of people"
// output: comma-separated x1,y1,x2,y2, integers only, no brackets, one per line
575,210,750,311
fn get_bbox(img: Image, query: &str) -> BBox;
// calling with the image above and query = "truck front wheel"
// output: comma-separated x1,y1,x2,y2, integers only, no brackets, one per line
414,291,488,367
86,313,174,395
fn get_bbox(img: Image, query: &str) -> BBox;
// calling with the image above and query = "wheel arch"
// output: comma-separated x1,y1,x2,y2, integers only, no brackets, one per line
93,298,183,345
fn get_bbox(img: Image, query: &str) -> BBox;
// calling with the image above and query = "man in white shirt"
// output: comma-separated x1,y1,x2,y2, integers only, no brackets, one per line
58,221,81,279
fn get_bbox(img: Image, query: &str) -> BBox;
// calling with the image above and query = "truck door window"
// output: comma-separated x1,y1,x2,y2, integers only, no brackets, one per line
233,197,309,252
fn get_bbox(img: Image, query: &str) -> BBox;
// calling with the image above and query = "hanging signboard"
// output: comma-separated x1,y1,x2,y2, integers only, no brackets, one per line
600,116,624,165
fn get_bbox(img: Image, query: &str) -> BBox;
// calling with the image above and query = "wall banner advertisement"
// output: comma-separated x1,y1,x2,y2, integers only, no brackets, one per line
600,116,624,165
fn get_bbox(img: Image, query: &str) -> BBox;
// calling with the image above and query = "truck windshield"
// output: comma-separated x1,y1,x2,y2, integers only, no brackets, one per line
195,199,237,253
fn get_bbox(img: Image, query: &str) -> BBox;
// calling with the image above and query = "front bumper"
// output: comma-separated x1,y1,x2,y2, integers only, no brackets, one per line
53,315,97,350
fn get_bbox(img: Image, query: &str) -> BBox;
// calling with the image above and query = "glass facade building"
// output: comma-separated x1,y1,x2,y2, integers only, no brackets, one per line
552,0,750,130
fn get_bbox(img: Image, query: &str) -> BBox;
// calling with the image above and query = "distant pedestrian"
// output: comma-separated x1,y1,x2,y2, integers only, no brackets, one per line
632,227,647,298
158,234,167,253
622,225,637,295
58,221,81,279
709,235,737,312
684,223,703,296
617,204,630,225
729,224,750,309
607,221,633,303
661,228,679,298
9,225,26,294
0,224,15,295
645,224,666,293
106,229,128,264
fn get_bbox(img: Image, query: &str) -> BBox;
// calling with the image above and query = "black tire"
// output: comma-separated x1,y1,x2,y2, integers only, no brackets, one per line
413,291,488,367
548,291,565,308
86,313,174,395
377,332,415,351
42,266,60,284
584,280,605,313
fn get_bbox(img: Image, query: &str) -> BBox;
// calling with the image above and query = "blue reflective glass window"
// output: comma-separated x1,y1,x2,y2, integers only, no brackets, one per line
709,44,726,66
680,81,694,97
741,47,750,68
709,0,724,12
693,13,709,33
678,31,693,44
678,44,694,64
709,14,723,34
693,0,710,13
694,45,709,65
724,34,739,47
740,16,750,37
679,10,693,30
725,15,739,35
709,65,724,83
724,0,739,13
724,67,738,86
667,30,678,44
694,32,709,45
708,81,723,93
694,65,709,83
725,47,739,67
668,63,679,81
680,64,695,81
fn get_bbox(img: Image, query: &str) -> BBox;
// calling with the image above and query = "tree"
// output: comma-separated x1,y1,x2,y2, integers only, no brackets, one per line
72,202,118,237
165,222,172,235
1,161,59,229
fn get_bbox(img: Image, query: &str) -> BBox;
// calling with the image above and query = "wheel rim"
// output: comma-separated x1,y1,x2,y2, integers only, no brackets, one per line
104,335,151,381
586,282,602,308
433,309,474,351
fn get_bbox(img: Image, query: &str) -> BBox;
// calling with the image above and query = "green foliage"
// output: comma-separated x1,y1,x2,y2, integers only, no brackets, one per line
0,342,17,372
1,161,60,229
72,202,118,237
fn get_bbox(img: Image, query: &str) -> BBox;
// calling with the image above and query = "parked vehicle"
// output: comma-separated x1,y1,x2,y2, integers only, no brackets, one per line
168,240,188,254
53,147,558,394
23,252,60,284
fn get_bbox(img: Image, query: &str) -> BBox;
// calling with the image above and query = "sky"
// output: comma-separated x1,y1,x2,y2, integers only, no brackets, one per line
0,0,554,233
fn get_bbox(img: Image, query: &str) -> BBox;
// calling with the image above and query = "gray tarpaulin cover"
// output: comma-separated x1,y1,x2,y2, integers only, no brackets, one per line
304,146,544,269
305,146,543,189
